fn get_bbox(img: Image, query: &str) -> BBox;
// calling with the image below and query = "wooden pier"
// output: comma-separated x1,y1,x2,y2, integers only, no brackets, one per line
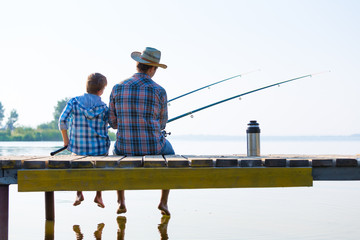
0,154,359,240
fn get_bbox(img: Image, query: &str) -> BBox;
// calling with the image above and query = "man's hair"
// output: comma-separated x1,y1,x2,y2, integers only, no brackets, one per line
137,62,157,73
86,73,107,94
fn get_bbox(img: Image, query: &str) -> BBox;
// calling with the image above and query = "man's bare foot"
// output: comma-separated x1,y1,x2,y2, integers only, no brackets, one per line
73,192,84,206
158,204,170,216
94,197,105,208
117,204,127,214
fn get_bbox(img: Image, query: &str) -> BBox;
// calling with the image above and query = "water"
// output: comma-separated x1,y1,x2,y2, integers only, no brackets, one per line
1,138,360,239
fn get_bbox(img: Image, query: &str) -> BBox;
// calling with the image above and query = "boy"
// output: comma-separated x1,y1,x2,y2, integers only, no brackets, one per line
59,72,111,208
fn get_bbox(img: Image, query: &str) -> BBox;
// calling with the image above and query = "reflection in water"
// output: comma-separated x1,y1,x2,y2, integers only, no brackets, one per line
72,223,105,240
73,225,83,240
44,215,170,239
94,223,105,240
44,220,54,240
117,216,126,240
70,217,127,240
158,215,170,240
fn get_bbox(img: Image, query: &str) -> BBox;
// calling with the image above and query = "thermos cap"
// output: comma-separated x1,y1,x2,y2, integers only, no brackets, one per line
246,120,260,133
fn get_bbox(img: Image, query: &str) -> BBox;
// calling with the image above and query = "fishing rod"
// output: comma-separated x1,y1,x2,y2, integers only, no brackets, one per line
168,69,260,103
167,71,329,123
50,145,68,156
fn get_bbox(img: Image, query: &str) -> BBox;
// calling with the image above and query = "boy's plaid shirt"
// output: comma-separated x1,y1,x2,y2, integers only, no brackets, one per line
109,73,168,155
59,96,110,155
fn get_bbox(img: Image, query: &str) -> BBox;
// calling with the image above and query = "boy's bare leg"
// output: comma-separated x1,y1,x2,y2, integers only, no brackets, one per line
73,191,84,206
117,190,127,214
158,190,170,216
94,191,105,208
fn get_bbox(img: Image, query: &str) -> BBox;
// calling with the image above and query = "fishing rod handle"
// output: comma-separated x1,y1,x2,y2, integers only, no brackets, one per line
50,146,68,156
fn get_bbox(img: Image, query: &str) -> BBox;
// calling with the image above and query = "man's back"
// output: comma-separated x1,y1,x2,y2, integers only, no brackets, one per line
109,73,168,155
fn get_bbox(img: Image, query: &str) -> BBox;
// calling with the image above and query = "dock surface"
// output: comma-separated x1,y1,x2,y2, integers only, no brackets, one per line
1,154,360,191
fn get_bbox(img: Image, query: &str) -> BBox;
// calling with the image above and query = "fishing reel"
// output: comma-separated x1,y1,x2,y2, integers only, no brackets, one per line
162,130,171,137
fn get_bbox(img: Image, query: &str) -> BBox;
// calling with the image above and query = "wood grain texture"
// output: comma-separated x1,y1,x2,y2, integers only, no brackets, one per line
143,155,166,168
17,167,313,192
164,155,189,168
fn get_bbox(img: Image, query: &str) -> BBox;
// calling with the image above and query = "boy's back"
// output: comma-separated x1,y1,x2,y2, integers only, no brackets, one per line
59,93,110,155
59,73,110,156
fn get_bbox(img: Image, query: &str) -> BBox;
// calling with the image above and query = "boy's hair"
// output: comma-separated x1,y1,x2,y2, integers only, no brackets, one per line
86,73,107,94
137,62,157,73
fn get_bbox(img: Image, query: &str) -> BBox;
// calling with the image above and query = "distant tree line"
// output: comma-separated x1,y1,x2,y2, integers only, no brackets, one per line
0,99,116,141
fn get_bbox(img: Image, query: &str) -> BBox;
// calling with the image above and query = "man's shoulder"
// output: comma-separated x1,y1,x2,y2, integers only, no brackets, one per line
112,78,133,89
111,75,166,94
150,81,166,93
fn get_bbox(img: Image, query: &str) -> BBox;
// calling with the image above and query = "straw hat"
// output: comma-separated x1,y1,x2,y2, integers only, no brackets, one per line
131,47,167,69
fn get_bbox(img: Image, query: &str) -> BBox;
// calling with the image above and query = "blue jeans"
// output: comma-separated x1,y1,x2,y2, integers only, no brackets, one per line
113,139,175,155
160,139,175,155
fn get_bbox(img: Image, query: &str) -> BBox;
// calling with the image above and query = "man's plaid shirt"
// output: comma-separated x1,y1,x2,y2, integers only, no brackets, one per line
109,73,168,155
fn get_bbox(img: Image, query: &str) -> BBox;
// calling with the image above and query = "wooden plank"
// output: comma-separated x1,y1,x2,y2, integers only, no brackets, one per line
215,158,239,167
187,157,214,167
23,157,48,169
118,156,143,168
239,159,262,167
83,156,124,168
48,155,84,169
183,155,232,159
164,155,189,168
311,159,334,167
143,155,166,168
0,156,42,169
17,167,313,192
289,159,310,167
264,159,287,167
336,158,358,167
71,157,95,168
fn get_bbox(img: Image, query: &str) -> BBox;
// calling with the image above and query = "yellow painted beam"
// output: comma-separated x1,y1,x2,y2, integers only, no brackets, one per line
18,167,312,192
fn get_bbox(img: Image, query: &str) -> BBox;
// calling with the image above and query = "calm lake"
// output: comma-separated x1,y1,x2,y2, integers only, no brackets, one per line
1,137,360,240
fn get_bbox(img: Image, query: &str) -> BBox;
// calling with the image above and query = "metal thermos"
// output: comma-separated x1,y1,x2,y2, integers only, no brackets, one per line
247,120,260,157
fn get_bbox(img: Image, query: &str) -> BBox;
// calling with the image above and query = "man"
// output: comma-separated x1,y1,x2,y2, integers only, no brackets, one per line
109,47,175,215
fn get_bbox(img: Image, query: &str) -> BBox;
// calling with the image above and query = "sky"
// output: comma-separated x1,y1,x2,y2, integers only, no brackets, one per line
0,0,359,136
